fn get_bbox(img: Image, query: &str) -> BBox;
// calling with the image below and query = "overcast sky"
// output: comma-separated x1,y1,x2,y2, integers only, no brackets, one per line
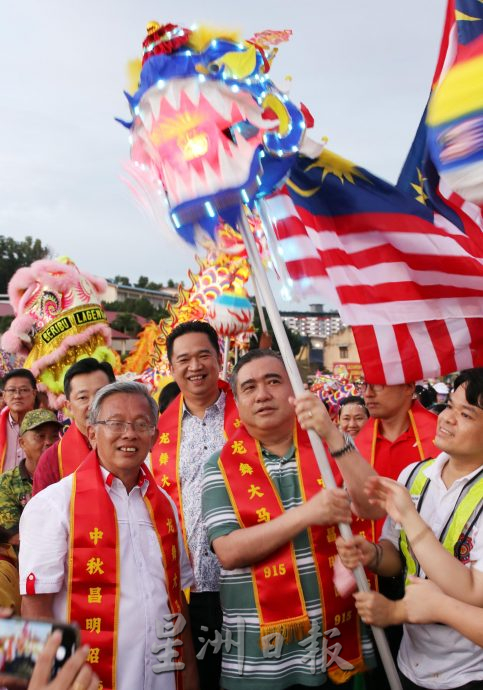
0,0,445,304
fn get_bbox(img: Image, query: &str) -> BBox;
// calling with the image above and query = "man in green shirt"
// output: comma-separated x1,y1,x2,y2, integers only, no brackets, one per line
0,409,61,541
202,349,381,690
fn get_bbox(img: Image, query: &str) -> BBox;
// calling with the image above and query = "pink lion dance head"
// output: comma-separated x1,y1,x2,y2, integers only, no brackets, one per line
1,257,116,407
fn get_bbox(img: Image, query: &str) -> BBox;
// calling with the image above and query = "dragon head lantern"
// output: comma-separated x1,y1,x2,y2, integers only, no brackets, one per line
120,23,313,245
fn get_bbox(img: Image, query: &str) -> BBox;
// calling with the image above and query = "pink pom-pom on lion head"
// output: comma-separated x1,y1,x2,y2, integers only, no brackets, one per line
1,256,115,406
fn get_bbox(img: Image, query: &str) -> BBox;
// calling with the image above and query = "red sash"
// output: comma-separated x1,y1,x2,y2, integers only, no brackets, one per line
58,423,91,478
356,400,437,540
0,408,9,473
219,423,376,684
151,381,239,553
67,452,183,690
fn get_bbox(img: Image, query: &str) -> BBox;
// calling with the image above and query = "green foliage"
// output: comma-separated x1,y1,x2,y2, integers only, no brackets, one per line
252,305,303,357
104,297,169,322
110,312,142,336
0,235,50,293
135,276,149,288
0,315,14,334
111,275,130,286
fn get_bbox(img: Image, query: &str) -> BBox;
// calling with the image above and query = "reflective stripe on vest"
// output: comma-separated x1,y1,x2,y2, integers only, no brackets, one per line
400,459,483,583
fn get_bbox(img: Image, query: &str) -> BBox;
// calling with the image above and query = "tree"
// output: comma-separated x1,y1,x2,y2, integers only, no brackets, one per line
167,279,176,288
111,313,142,336
251,306,303,357
103,298,169,322
111,275,131,286
0,315,13,334
0,235,50,293
135,276,149,288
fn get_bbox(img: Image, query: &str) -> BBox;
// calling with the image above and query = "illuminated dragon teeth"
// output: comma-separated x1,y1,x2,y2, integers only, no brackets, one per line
139,102,154,132
163,81,183,111
189,165,205,196
218,139,234,184
184,79,201,107
235,130,257,158
172,167,190,204
204,87,233,121
201,159,221,193
145,89,164,122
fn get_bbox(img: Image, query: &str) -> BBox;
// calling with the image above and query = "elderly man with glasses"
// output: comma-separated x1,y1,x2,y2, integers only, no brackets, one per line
0,369,37,474
19,381,199,690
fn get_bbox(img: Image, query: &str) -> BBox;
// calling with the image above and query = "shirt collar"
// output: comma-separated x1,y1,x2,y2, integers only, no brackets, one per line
19,458,32,481
424,452,483,483
261,443,296,463
7,412,18,429
100,464,148,494
182,389,226,419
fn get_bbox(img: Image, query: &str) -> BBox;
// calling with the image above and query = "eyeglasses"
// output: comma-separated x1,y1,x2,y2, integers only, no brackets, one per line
3,387,34,396
94,420,156,434
360,383,386,393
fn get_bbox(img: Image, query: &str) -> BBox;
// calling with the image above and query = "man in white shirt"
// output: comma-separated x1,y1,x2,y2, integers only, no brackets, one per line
337,367,483,690
19,381,199,690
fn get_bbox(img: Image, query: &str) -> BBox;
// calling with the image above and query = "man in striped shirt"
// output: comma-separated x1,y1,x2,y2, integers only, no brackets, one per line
202,349,381,690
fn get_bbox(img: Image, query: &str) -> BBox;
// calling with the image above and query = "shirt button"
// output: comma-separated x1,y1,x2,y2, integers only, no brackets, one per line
204,446,208,450
202,422,206,427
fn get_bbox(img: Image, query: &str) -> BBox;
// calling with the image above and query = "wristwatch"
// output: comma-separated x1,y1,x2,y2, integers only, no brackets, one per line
329,432,355,459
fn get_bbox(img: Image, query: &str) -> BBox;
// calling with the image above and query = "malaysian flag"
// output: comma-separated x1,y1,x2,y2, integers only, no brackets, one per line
264,1,483,384
264,148,483,383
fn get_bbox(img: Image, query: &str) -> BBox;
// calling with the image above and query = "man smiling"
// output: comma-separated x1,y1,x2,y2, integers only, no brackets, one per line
337,368,483,689
19,381,198,690
151,321,239,690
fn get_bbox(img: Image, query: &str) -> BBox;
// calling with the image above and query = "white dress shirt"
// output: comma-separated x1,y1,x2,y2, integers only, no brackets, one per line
19,466,193,690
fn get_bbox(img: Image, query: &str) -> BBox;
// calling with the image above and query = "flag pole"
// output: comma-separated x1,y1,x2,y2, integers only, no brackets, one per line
238,207,403,690
222,335,230,380
249,263,269,334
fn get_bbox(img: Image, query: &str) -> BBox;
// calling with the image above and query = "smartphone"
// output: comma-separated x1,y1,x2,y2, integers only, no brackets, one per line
0,618,80,681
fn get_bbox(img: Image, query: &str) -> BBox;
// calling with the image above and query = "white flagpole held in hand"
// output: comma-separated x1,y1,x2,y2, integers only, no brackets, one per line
238,208,402,690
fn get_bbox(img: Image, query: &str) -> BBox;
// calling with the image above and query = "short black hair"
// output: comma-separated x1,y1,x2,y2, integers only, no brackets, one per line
64,358,115,400
166,321,220,362
453,368,483,410
339,395,369,417
415,385,437,409
158,381,181,414
230,349,284,396
3,368,36,390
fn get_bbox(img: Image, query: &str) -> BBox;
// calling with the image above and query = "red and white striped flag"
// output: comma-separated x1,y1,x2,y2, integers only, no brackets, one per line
263,153,483,383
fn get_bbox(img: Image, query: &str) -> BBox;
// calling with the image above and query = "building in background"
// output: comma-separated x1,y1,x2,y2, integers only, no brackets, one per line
280,304,342,339
103,282,178,309
321,327,362,379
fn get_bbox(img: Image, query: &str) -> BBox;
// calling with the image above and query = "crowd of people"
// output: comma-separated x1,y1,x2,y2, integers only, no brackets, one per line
0,320,480,690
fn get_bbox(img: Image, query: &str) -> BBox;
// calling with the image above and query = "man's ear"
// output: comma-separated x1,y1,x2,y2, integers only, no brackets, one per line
19,436,25,452
87,424,97,449
150,427,160,452
406,383,416,398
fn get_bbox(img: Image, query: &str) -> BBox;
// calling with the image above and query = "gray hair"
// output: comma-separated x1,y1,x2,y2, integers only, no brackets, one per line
230,349,284,398
88,381,159,426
